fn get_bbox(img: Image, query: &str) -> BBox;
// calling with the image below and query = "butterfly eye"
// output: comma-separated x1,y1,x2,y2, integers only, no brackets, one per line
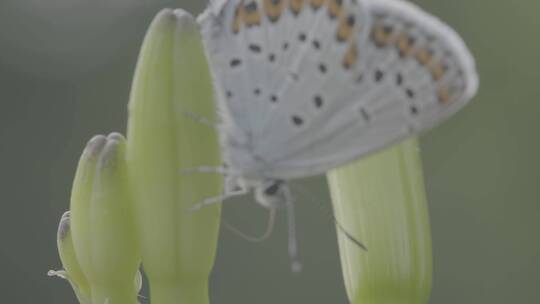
264,180,284,196
264,183,280,196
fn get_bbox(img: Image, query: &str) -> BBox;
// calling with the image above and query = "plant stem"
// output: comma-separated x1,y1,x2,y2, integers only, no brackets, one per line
148,278,209,304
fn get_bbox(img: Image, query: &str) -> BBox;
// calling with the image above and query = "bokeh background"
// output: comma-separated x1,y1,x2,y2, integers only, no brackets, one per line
1,0,538,303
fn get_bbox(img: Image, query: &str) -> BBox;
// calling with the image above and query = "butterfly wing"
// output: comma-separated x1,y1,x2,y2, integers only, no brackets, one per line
199,0,371,144
254,0,478,179
200,0,478,180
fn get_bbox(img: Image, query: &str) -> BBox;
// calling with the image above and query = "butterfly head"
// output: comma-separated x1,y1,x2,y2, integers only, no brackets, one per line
254,179,289,209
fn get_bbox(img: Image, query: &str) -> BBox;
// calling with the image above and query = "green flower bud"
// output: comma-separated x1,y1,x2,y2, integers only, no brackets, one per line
64,133,141,304
126,8,221,304
49,211,91,304
50,209,143,304
328,139,432,304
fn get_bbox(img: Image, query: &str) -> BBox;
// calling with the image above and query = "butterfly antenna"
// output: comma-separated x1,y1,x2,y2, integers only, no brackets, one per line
284,187,302,273
293,183,368,251
222,207,276,242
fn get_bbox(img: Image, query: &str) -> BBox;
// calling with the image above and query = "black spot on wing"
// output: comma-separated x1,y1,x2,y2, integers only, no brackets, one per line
230,58,242,68
249,44,262,53
406,88,415,99
374,69,384,82
360,108,370,121
396,73,403,86
313,95,324,108
319,63,327,74
291,115,304,126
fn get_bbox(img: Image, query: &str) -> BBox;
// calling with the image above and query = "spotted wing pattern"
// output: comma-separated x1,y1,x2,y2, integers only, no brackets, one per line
199,0,478,179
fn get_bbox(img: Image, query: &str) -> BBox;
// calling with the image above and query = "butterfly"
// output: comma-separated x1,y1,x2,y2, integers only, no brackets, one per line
197,0,478,269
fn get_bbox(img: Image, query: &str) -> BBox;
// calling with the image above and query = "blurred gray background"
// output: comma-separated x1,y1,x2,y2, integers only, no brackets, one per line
1,0,538,303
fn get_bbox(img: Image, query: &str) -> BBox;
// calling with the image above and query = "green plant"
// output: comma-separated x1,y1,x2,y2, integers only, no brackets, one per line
51,9,221,304
50,8,433,304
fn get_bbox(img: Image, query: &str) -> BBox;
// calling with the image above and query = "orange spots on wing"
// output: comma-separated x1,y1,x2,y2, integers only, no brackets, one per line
342,43,358,69
415,48,433,65
290,0,305,16
232,2,246,34
264,0,285,22
429,62,447,81
328,0,343,19
244,1,262,28
437,86,451,104
396,33,415,57
336,14,355,42
371,25,393,48
310,0,325,10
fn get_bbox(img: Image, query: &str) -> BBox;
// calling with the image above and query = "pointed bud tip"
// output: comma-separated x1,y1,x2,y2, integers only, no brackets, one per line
99,139,125,169
173,9,197,31
84,135,107,158
58,211,71,242
107,132,125,142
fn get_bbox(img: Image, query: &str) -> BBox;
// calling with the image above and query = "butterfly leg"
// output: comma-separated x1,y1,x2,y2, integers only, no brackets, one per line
222,207,277,243
189,185,249,212
283,186,302,273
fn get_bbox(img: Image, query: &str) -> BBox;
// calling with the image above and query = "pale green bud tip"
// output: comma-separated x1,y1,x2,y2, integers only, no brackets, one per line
84,134,107,158
173,8,197,31
98,134,126,169
57,211,71,242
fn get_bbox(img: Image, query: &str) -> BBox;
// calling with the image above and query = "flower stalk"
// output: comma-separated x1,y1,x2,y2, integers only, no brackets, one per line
52,134,141,304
